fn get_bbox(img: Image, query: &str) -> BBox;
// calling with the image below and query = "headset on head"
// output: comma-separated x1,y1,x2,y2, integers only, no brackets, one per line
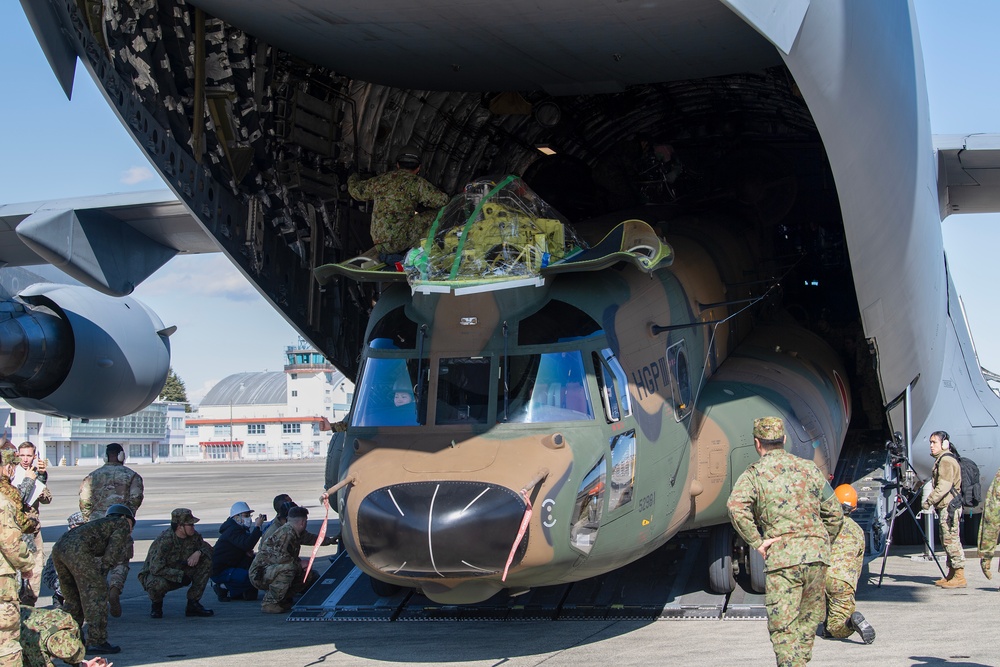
104,445,126,463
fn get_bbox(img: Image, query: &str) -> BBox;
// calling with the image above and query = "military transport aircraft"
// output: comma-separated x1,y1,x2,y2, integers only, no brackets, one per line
10,0,1000,602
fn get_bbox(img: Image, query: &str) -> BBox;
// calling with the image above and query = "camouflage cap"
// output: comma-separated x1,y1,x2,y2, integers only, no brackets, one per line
753,417,785,441
171,508,200,524
47,629,86,663
0,449,17,466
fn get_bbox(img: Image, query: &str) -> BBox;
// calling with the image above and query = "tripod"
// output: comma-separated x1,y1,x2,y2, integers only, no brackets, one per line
877,458,947,587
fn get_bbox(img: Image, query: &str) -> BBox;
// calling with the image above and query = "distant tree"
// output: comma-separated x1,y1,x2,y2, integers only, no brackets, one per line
160,367,190,411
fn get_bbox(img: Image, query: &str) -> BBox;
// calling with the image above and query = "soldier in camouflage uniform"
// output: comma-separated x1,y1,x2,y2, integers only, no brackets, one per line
977,465,1000,582
347,146,449,258
0,449,33,666
19,605,85,667
138,508,214,619
41,513,86,608
818,485,875,644
79,442,143,617
728,417,843,667
922,431,965,588
15,442,52,606
249,505,336,613
50,504,134,655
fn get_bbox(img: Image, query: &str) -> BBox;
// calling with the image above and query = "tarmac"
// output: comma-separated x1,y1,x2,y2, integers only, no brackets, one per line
34,459,998,667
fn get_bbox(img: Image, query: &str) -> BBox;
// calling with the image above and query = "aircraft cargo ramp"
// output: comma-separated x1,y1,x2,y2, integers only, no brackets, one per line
288,531,765,622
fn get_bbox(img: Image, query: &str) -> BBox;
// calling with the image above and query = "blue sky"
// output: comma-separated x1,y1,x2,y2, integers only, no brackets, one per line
0,2,997,403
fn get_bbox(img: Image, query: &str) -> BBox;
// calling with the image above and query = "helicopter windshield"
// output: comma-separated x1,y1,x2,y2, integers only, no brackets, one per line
500,351,594,423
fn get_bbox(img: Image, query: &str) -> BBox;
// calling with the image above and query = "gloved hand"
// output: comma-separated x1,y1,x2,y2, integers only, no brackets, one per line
982,557,994,580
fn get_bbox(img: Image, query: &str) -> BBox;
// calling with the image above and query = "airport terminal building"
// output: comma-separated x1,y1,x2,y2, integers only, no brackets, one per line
1,341,353,465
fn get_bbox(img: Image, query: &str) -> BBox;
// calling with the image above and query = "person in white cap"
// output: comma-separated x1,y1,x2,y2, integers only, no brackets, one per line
211,501,265,601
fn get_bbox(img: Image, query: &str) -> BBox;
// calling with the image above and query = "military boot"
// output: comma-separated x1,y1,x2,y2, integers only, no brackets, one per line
185,599,215,617
849,612,876,644
150,599,163,619
934,566,955,586
939,568,967,588
108,586,122,617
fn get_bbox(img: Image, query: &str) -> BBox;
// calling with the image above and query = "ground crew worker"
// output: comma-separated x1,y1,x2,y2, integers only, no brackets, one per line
977,465,1000,581
922,430,965,588
50,504,134,656
0,449,33,666
728,417,843,667
249,506,336,613
138,508,214,619
19,605,111,667
818,484,875,644
347,146,449,259
79,442,143,616
15,441,52,606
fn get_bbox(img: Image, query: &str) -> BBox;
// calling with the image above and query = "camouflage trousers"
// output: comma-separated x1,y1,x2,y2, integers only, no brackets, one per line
51,549,109,645
20,606,86,667
140,557,211,602
249,561,317,606
823,577,856,639
764,562,827,667
0,576,20,666
940,510,965,570
19,532,44,606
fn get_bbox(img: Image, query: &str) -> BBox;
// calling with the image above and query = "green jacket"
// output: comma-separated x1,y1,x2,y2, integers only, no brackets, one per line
728,448,843,571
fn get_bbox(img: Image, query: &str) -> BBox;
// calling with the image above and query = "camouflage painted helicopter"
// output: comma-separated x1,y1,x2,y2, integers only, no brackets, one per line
317,175,850,603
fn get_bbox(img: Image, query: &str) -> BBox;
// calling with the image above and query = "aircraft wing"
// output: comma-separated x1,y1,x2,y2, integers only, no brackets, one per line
935,134,1000,219
0,190,217,296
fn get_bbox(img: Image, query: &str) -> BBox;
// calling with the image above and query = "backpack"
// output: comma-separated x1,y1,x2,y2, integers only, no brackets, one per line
944,448,982,508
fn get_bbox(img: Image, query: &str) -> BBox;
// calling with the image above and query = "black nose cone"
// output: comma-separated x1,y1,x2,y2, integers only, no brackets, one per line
358,481,528,578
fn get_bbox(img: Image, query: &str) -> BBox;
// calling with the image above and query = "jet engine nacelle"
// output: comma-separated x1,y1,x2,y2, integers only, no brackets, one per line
0,283,172,419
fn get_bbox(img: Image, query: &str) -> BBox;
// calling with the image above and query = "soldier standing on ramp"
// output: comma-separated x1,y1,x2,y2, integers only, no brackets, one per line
0,449,34,666
78,442,143,618
728,417,844,667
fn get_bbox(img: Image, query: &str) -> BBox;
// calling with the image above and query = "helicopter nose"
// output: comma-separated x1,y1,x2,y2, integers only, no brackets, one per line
357,481,528,578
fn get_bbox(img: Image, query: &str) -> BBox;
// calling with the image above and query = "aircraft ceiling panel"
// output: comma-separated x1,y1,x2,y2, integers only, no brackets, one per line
188,0,781,92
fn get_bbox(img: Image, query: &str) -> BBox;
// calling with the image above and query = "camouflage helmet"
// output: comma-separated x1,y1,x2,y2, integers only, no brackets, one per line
0,449,17,466
46,628,86,663
753,416,785,442
106,504,135,521
171,507,200,524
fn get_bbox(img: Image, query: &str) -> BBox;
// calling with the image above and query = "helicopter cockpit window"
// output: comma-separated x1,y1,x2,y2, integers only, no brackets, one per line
351,353,428,427
518,300,601,346
436,357,492,424
594,348,631,422
500,351,594,423
570,457,606,554
666,341,693,421
367,308,419,349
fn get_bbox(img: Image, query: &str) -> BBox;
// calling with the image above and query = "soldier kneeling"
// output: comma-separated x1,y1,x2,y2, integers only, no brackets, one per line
138,508,214,619
249,506,336,613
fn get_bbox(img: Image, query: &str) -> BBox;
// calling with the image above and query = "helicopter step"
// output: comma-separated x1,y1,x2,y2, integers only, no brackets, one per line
288,530,765,622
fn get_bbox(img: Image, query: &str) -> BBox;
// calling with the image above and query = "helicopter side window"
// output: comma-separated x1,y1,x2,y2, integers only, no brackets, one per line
351,356,428,427
594,348,631,423
666,341,693,421
569,457,606,554
436,357,491,424
501,351,594,423
608,430,636,512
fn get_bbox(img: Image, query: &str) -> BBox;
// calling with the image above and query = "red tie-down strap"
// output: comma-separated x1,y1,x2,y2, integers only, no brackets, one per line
304,494,330,583
502,491,532,582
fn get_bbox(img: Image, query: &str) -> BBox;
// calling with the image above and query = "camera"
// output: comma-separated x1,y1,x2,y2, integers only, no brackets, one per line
260,513,267,522
885,430,905,459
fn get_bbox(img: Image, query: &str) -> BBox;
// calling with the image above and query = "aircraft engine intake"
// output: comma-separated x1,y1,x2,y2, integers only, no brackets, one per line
0,284,172,419
357,481,528,579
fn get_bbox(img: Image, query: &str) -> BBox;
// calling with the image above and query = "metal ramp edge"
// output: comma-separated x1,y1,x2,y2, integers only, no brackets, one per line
288,531,765,621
